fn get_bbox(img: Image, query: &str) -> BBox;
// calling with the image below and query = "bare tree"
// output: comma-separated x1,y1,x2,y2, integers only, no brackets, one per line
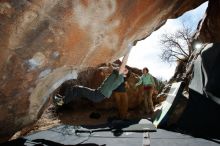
159,23,195,63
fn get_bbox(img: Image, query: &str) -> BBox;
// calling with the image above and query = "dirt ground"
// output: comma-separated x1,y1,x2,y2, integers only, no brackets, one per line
11,100,149,140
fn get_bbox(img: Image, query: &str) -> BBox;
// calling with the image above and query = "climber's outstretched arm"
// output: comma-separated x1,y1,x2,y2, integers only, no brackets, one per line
119,45,132,74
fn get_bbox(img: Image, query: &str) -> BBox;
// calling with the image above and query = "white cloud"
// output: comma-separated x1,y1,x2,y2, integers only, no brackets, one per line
127,2,208,81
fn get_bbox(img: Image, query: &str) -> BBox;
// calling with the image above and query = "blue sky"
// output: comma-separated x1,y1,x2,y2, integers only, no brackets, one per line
127,2,208,81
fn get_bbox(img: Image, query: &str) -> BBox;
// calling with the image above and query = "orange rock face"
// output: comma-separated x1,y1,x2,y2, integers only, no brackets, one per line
0,0,209,141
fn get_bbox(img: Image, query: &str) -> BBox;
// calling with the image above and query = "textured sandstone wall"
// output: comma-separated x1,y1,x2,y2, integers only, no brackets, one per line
196,0,220,42
0,0,209,141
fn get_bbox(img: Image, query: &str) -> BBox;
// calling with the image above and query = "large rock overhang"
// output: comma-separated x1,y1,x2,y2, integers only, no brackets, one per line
0,0,214,141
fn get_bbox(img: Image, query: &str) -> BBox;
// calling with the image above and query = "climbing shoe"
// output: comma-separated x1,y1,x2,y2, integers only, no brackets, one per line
53,94,64,106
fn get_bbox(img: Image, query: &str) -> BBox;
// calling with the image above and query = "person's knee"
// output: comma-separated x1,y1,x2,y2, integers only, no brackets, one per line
90,91,106,102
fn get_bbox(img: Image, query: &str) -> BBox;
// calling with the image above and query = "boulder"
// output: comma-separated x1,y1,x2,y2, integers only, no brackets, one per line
0,0,210,141
196,0,220,42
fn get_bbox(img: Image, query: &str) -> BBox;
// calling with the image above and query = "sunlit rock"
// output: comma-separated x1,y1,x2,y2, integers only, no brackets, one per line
0,0,210,141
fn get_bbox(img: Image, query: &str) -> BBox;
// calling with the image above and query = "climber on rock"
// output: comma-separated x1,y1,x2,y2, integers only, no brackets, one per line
53,45,132,106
